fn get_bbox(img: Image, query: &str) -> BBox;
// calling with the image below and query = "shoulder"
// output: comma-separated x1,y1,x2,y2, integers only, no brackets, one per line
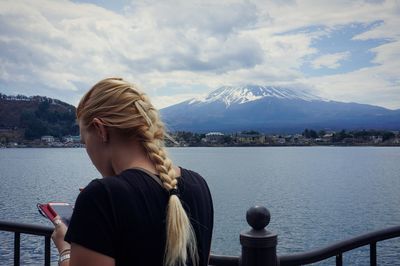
81,171,141,196
180,167,202,178
180,167,208,185
73,179,110,212
179,167,212,200
76,176,128,206
78,179,106,200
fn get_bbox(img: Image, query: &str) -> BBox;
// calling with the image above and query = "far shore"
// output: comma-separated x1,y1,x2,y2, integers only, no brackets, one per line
2,143,400,149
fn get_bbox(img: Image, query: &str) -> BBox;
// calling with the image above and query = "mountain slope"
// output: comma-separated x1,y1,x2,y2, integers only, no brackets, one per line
0,93,78,139
188,85,325,107
160,85,400,133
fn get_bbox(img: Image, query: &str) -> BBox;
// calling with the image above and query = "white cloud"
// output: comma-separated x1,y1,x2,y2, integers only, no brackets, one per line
300,60,400,109
152,93,206,109
0,0,399,109
311,52,351,69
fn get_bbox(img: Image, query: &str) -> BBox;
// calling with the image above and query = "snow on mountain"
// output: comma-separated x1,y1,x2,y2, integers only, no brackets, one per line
160,84,400,132
188,85,326,107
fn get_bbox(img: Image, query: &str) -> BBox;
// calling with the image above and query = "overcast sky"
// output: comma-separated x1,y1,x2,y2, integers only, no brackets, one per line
0,0,399,109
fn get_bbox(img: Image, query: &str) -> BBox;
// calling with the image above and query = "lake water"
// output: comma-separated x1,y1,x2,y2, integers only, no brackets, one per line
0,147,399,265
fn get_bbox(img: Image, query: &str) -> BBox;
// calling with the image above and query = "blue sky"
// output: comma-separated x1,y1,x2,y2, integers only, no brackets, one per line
0,0,399,109
300,22,388,76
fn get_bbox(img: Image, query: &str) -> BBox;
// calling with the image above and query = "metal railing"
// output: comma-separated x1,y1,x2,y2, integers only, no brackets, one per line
1,206,400,266
0,220,53,266
278,225,400,266
209,206,400,266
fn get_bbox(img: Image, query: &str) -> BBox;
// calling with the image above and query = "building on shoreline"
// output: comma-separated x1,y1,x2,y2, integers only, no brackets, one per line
205,132,224,143
2,129,399,148
168,129,400,147
40,135,54,143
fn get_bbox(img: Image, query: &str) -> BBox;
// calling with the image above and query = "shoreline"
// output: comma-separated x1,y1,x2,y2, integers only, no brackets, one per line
1,143,400,148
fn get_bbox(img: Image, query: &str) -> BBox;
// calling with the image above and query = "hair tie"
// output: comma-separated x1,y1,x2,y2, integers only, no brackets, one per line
169,188,179,197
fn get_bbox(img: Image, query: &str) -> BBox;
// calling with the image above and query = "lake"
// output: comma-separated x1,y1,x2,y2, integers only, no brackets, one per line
0,147,399,265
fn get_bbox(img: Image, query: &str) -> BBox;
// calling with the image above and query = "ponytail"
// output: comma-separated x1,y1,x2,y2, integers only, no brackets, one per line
165,195,198,266
142,131,199,266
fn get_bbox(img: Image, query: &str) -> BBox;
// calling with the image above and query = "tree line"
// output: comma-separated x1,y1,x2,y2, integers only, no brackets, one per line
20,101,78,140
302,128,396,142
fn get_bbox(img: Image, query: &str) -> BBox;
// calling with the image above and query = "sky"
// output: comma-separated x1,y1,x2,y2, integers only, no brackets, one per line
0,0,399,109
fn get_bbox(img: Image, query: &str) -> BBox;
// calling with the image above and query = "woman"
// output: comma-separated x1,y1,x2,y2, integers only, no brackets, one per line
51,78,213,266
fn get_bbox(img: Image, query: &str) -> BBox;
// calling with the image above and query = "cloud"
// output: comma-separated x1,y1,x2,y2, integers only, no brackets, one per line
128,1,259,36
300,58,400,110
311,51,351,69
0,0,399,109
153,93,206,109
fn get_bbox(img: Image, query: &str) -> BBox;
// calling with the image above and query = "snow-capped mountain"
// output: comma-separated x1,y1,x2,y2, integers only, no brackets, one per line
188,85,326,107
160,85,400,132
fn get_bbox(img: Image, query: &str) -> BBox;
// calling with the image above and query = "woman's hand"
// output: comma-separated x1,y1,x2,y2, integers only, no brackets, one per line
51,216,71,253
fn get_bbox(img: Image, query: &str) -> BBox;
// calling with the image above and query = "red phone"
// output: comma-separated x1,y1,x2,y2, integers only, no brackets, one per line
37,202,73,226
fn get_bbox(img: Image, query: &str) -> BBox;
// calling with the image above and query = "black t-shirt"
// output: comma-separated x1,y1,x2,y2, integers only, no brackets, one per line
65,167,213,266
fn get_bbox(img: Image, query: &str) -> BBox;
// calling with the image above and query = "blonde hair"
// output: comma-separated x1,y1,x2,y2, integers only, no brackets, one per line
77,77,198,266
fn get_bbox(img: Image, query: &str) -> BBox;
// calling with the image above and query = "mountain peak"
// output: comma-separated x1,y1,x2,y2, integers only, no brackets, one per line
189,85,325,107
161,85,399,133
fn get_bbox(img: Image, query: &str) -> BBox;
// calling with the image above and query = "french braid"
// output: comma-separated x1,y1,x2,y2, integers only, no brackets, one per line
137,96,198,266
77,78,198,266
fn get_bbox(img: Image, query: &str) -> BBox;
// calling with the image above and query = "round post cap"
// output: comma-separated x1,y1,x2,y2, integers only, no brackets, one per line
246,205,270,230
240,206,277,248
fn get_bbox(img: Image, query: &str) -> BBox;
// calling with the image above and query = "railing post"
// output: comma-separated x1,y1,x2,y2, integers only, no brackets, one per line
44,236,51,266
240,206,278,266
14,232,21,266
370,242,377,266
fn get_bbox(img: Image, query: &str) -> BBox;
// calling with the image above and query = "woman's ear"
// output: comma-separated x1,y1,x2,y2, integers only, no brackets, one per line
92,118,108,143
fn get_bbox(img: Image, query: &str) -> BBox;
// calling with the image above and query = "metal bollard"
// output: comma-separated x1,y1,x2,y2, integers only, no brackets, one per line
240,206,278,266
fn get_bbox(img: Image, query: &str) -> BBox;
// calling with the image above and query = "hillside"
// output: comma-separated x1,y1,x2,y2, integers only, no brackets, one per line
160,85,400,133
0,93,78,140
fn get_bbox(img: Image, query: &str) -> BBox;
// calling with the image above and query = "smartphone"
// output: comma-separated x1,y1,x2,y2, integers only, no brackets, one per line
37,202,73,226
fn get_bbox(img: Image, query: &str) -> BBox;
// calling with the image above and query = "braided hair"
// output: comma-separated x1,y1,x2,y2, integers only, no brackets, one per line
77,78,198,266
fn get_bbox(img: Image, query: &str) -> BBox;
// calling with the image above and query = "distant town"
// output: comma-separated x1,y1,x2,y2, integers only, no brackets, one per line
167,129,400,147
1,129,399,148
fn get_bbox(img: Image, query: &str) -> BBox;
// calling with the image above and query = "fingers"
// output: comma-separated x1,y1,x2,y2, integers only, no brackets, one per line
52,216,63,226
